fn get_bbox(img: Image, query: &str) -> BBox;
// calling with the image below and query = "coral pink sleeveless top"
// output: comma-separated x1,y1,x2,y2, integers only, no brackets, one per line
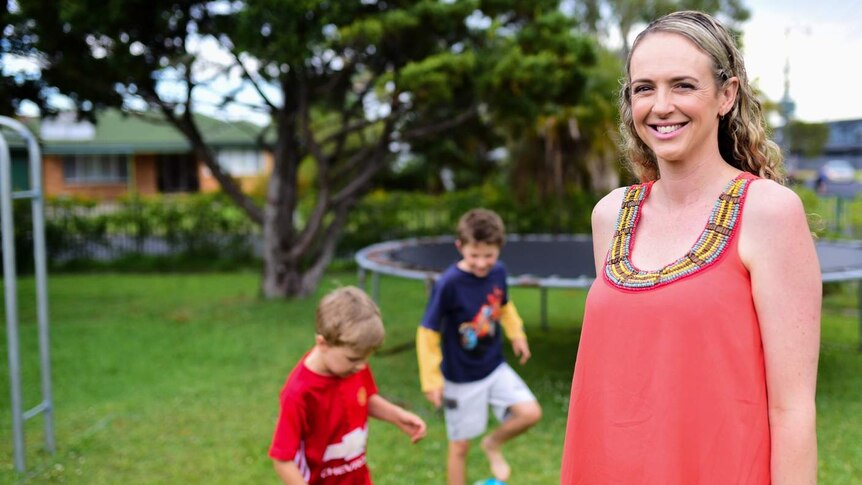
561,172,770,484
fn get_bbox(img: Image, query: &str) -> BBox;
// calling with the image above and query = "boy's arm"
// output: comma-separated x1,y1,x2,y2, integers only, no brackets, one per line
272,459,308,485
500,301,531,364
368,393,427,443
416,326,444,406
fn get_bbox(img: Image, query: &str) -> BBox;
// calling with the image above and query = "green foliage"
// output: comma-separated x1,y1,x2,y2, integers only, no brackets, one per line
793,185,862,240
15,186,595,273
40,193,259,271
786,120,830,158
340,184,598,251
399,51,477,104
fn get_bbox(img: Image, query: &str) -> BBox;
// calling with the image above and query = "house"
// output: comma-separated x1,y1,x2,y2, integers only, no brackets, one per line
819,118,862,168
2,110,271,199
789,118,862,172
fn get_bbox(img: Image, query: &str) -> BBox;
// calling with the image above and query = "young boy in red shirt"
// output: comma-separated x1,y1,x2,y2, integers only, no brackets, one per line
270,286,426,484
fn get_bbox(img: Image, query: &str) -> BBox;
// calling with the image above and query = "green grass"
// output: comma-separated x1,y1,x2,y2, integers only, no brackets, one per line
1,272,860,483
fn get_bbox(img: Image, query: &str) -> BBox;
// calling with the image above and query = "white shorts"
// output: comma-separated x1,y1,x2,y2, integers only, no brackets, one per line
442,363,537,441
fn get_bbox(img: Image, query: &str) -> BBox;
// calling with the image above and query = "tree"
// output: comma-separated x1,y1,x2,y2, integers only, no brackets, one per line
4,0,596,297
1,1,49,116
572,0,750,58
500,0,752,205
785,120,829,159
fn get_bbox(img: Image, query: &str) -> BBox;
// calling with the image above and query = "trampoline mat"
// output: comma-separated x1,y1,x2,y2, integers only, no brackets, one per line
390,238,597,280
817,241,862,274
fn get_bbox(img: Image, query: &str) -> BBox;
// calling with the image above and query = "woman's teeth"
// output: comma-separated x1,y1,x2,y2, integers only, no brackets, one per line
656,124,683,134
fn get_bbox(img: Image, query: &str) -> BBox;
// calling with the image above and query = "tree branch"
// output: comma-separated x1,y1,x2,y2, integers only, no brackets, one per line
148,93,264,225
287,77,332,260
400,105,480,141
304,75,374,174
300,202,353,292
230,49,279,112
330,126,392,206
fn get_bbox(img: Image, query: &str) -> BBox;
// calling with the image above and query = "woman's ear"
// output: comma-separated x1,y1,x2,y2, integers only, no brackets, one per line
719,76,739,117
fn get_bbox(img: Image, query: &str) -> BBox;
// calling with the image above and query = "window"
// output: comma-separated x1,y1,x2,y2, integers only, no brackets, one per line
215,149,263,176
63,154,129,184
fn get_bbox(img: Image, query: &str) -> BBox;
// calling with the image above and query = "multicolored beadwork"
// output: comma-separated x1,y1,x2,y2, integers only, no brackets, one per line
605,175,752,290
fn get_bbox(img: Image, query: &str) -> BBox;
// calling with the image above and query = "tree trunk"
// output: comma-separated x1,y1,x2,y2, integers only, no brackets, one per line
258,197,350,299
260,214,298,298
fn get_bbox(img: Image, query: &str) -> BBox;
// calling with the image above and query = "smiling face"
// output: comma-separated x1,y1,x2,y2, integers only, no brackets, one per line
628,32,738,166
456,241,501,278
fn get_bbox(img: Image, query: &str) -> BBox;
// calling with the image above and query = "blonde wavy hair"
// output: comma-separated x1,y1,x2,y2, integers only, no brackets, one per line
619,10,784,182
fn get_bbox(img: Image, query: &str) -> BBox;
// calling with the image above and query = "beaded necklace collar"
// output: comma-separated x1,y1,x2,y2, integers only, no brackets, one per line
604,173,755,290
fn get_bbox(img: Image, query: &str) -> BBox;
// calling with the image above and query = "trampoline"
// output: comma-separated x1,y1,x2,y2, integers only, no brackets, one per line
356,235,862,348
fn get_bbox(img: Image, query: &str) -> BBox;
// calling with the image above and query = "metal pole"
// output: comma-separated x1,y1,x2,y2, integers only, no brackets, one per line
26,125,55,452
858,280,862,352
835,198,843,234
0,134,26,472
371,271,381,303
540,287,549,331
1,116,56,468
357,267,367,292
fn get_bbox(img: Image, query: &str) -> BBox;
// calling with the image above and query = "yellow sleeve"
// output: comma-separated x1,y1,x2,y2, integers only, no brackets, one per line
416,327,444,392
500,301,527,341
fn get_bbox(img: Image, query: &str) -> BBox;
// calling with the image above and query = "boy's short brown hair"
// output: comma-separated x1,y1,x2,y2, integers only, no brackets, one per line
316,286,385,353
456,208,506,247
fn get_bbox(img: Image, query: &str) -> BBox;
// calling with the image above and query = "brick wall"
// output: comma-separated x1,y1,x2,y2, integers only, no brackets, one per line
133,154,158,195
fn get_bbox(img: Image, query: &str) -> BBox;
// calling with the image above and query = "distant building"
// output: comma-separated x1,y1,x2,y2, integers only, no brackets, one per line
2,110,271,199
820,118,862,168
800,119,862,170
781,118,862,172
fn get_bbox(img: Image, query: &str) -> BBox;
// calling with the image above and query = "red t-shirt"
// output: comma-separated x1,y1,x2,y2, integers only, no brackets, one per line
269,355,378,484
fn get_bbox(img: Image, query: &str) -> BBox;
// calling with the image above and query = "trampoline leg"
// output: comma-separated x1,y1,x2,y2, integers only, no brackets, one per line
358,268,367,292
372,271,381,303
540,287,548,331
858,280,862,352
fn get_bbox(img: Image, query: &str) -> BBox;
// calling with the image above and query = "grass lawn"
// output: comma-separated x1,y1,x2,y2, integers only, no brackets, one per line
1,272,861,484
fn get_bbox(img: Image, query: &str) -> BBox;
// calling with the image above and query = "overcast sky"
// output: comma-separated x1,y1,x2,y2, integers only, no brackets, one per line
741,0,862,122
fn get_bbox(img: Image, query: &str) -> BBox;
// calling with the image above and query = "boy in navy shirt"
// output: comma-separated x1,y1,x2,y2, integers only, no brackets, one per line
416,209,542,485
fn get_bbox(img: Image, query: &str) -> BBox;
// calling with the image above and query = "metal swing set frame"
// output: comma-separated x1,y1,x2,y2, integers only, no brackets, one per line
1,115,55,473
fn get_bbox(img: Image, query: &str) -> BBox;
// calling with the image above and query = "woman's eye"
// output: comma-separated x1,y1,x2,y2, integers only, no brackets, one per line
632,85,651,94
676,83,695,90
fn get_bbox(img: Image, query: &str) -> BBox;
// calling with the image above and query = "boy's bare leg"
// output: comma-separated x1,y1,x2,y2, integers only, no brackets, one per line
480,401,542,481
448,440,470,485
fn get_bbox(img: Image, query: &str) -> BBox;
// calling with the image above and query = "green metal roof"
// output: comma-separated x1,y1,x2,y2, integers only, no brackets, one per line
4,110,271,155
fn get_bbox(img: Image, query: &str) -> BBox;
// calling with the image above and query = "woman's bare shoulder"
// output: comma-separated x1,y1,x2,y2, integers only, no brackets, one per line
743,178,806,227
739,179,812,266
592,187,628,226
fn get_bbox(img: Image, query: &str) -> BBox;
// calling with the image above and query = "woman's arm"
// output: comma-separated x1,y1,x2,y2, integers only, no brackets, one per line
740,181,821,484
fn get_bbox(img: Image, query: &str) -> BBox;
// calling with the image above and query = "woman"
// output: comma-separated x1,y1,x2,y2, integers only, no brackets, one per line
561,10,820,485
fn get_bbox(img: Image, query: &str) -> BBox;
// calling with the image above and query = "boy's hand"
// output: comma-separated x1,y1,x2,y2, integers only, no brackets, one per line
424,388,443,408
395,409,427,444
511,338,531,365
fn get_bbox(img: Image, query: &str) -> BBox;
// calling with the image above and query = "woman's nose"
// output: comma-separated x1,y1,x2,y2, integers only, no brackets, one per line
652,88,674,116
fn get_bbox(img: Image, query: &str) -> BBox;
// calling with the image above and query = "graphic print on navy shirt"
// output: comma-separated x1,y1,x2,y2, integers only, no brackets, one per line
459,287,502,350
420,263,509,383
